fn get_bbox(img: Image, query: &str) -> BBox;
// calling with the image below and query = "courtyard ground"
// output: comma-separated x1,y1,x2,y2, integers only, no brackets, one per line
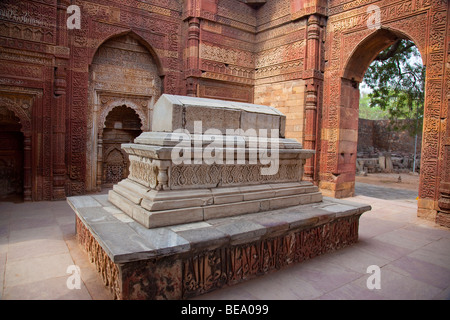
0,177,449,300
356,172,420,192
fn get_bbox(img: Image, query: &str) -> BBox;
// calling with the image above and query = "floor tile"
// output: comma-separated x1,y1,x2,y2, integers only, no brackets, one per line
373,228,435,251
3,276,92,300
5,253,75,288
288,257,362,293
7,238,69,261
316,281,387,300
386,256,450,289
8,225,63,243
407,247,450,271
351,267,443,300
358,217,406,239
324,245,390,274
355,237,413,262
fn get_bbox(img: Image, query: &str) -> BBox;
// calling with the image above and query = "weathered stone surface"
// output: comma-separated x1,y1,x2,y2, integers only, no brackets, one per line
69,194,370,262
67,196,103,209
128,223,190,257
109,94,320,228
151,95,285,135
133,204,205,229
215,220,267,245
69,194,371,299
203,200,262,220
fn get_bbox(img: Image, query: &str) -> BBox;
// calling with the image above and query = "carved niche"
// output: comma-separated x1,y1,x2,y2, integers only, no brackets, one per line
0,108,23,198
87,33,162,191
100,105,143,187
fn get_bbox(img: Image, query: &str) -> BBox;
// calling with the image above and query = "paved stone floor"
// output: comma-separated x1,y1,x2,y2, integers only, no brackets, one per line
355,182,418,201
0,183,449,300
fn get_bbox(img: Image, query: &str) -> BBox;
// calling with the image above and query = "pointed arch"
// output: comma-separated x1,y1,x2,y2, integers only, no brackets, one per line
100,100,146,133
86,31,161,191
342,27,424,83
0,94,33,134
90,30,165,77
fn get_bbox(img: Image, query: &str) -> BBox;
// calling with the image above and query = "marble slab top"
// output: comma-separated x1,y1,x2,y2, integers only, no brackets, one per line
151,94,287,137
67,193,371,264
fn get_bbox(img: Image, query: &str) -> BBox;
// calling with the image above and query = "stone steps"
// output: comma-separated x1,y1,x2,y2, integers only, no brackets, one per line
109,179,322,228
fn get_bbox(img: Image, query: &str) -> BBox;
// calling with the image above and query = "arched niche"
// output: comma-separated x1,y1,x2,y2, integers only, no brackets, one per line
99,105,142,187
0,92,34,201
86,32,162,191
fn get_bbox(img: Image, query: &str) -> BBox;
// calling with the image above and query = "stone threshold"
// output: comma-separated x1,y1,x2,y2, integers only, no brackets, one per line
68,194,371,299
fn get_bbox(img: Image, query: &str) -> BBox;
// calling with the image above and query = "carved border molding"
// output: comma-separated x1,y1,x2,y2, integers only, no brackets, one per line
0,87,42,133
97,92,152,132
75,213,361,300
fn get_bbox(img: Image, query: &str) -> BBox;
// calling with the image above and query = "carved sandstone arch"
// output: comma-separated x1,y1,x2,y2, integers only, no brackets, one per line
0,92,35,201
342,28,425,83
87,32,162,191
97,105,143,188
321,23,443,222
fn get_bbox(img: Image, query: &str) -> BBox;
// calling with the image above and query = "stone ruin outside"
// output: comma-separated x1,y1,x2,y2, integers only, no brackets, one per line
357,118,422,175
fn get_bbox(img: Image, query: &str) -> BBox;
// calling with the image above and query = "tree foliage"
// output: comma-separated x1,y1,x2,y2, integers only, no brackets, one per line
362,39,425,136
359,92,390,120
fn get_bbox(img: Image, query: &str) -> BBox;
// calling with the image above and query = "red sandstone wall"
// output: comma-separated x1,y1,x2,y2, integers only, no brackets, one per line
195,0,256,102
358,118,423,154
0,0,447,224
253,0,307,144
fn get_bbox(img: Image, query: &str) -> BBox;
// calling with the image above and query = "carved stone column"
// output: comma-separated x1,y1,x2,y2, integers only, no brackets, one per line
437,143,450,227
96,132,103,191
23,133,32,201
186,17,201,96
303,15,323,183
52,1,69,199
52,64,67,200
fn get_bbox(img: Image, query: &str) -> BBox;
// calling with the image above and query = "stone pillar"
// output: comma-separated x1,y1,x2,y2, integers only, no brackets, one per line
52,63,67,200
437,140,450,227
303,15,323,183
96,132,103,191
23,133,32,201
52,1,69,200
186,17,200,96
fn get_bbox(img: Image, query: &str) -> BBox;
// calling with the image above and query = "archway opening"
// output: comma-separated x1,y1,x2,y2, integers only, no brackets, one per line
101,105,142,187
321,28,427,200
344,30,425,200
357,39,424,187
0,108,24,201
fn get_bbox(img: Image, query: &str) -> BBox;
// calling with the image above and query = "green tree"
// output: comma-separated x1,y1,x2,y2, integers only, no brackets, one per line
362,39,425,137
359,92,389,120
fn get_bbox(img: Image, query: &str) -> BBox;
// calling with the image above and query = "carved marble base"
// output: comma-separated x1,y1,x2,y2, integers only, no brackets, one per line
68,193,371,300
110,178,322,228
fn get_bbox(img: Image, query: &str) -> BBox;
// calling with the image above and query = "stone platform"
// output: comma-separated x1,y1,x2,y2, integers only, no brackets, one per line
68,194,371,300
